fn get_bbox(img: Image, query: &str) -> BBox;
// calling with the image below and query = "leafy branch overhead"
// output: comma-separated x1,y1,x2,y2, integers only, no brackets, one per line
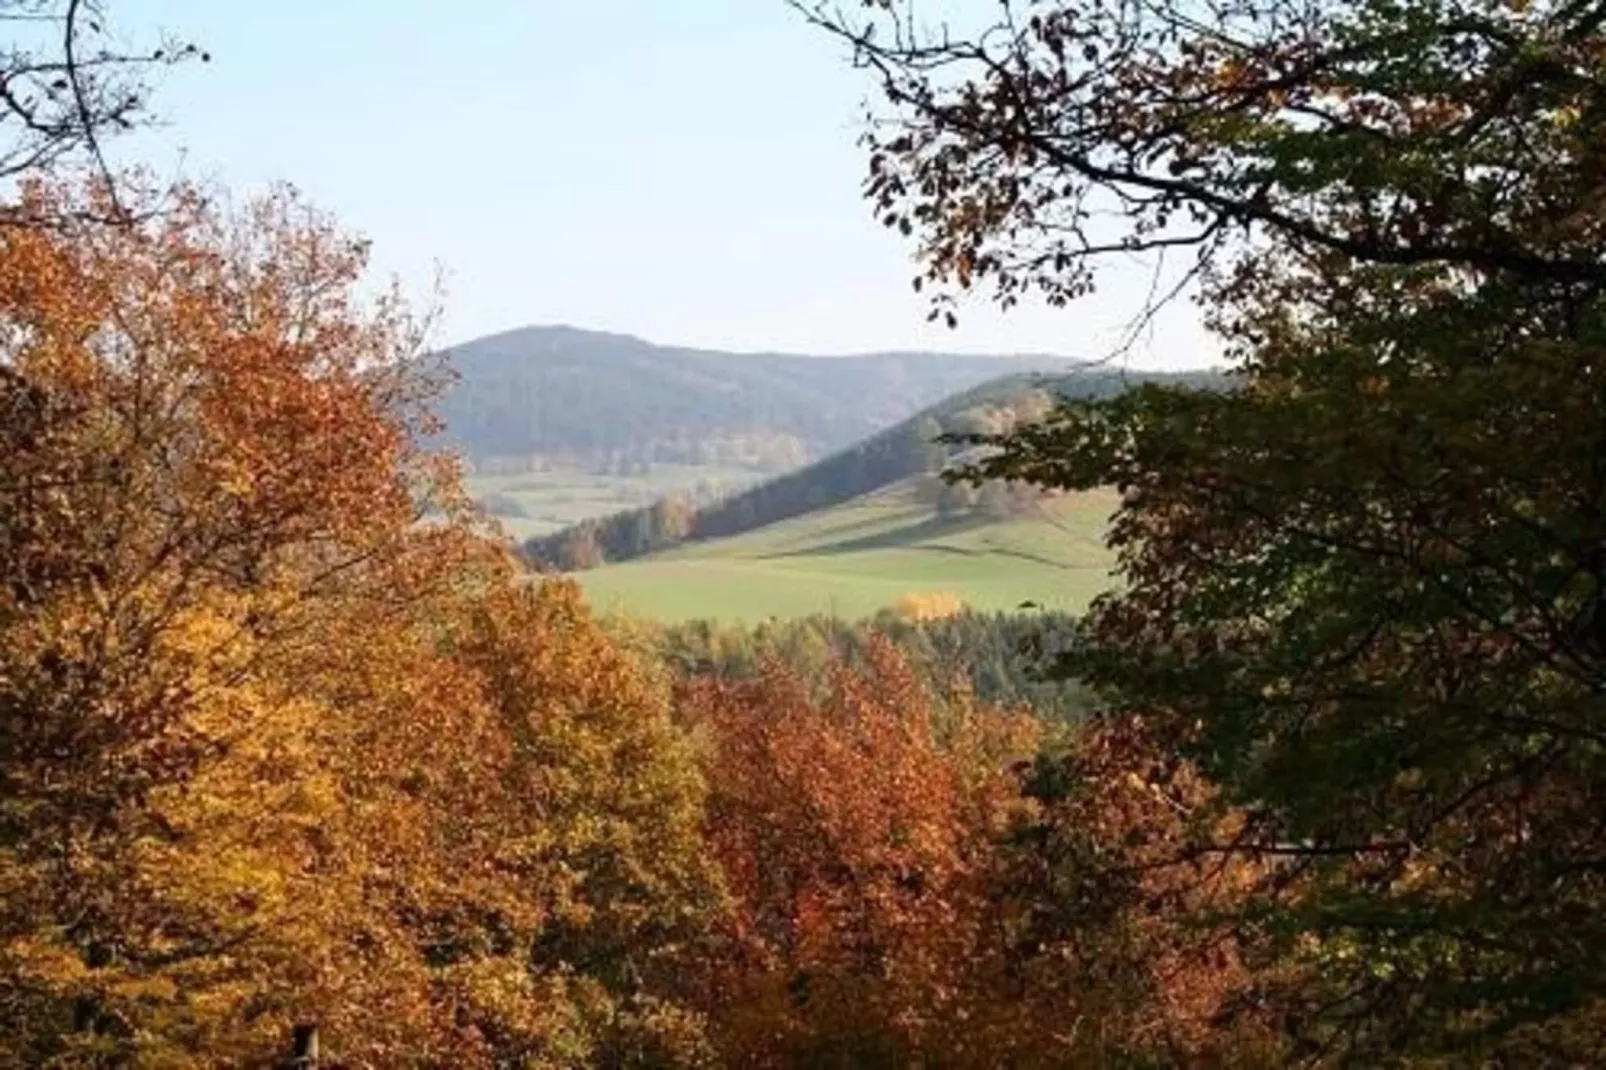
800,0,1606,320
7,0,1606,1064
813,0,1606,1061
0,0,204,218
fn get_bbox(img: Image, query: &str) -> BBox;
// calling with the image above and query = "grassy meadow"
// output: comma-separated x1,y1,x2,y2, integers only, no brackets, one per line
576,482,1119,622
466,463,761,541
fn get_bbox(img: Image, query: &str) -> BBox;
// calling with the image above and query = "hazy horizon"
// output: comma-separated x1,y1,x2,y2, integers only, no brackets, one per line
440,320,1154,365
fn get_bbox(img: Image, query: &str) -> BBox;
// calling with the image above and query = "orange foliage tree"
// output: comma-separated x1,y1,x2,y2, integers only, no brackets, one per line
679,640,1278,1067
679,642,1037,1066
988,718,1282,1066
0,182,719,1067
0,175,1282,1067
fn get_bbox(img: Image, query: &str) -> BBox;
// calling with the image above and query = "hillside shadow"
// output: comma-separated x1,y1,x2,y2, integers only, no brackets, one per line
760,511,1087,574
771,503,926,548
765,514,994,560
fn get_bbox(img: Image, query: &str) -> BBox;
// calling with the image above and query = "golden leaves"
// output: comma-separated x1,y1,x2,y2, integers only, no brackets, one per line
0,181,720,1067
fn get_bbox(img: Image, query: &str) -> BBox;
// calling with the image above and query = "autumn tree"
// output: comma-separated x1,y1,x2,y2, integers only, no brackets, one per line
808,0,1606,1060
680,643,1039,1067
430,581,723,1067
677,644,1272,1066
889,589,967,622
988,718,1279,1066
801,0,1605,314
0,182,720,1067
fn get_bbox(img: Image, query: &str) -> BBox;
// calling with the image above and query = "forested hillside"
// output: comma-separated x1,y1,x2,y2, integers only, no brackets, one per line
526,367,1221,570
432,325,1078,468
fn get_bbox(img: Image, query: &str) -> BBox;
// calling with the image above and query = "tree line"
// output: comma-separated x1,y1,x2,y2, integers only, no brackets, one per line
611,607,1100,725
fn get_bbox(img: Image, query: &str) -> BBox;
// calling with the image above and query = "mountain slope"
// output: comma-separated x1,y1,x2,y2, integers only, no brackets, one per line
432,325,1079,464
578,480,1121,623
525,366,1222,569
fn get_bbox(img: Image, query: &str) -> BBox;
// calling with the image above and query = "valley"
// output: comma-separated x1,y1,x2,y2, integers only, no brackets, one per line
449,332,1211,622
464,463,761,541
434,324,1142,621
10,0,1583,1061
445,325,1098,553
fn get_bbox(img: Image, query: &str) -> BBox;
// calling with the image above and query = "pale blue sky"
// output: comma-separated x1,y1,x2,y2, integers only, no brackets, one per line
114,0,1213,366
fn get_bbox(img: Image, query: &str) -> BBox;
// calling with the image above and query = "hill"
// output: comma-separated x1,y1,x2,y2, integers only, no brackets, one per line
576,480,1121,623
432,325,1079,468
526,366,1221,569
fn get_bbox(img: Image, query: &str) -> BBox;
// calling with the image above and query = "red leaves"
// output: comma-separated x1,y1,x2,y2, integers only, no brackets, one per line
681,644,1036,1065
675,649,1271,1065
0,183,727,1068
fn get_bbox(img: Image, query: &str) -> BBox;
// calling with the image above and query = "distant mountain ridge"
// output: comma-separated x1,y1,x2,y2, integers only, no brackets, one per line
431,325,1082,466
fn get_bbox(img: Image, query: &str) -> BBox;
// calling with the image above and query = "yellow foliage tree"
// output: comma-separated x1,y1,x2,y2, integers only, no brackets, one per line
0,182,718,1067
890,590,967,622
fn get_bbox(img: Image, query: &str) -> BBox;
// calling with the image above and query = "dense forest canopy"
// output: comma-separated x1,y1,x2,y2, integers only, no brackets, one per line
610,608,1099,725
0,185,1248,1062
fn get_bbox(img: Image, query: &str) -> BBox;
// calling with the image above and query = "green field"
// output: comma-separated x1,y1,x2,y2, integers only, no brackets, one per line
576,482,1119,622
467,464,762,541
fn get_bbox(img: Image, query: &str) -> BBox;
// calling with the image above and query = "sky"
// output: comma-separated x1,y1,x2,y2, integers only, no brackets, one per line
112,0,1215,368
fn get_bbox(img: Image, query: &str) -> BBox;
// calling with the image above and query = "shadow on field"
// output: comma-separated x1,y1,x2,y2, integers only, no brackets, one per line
758,513,970,559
